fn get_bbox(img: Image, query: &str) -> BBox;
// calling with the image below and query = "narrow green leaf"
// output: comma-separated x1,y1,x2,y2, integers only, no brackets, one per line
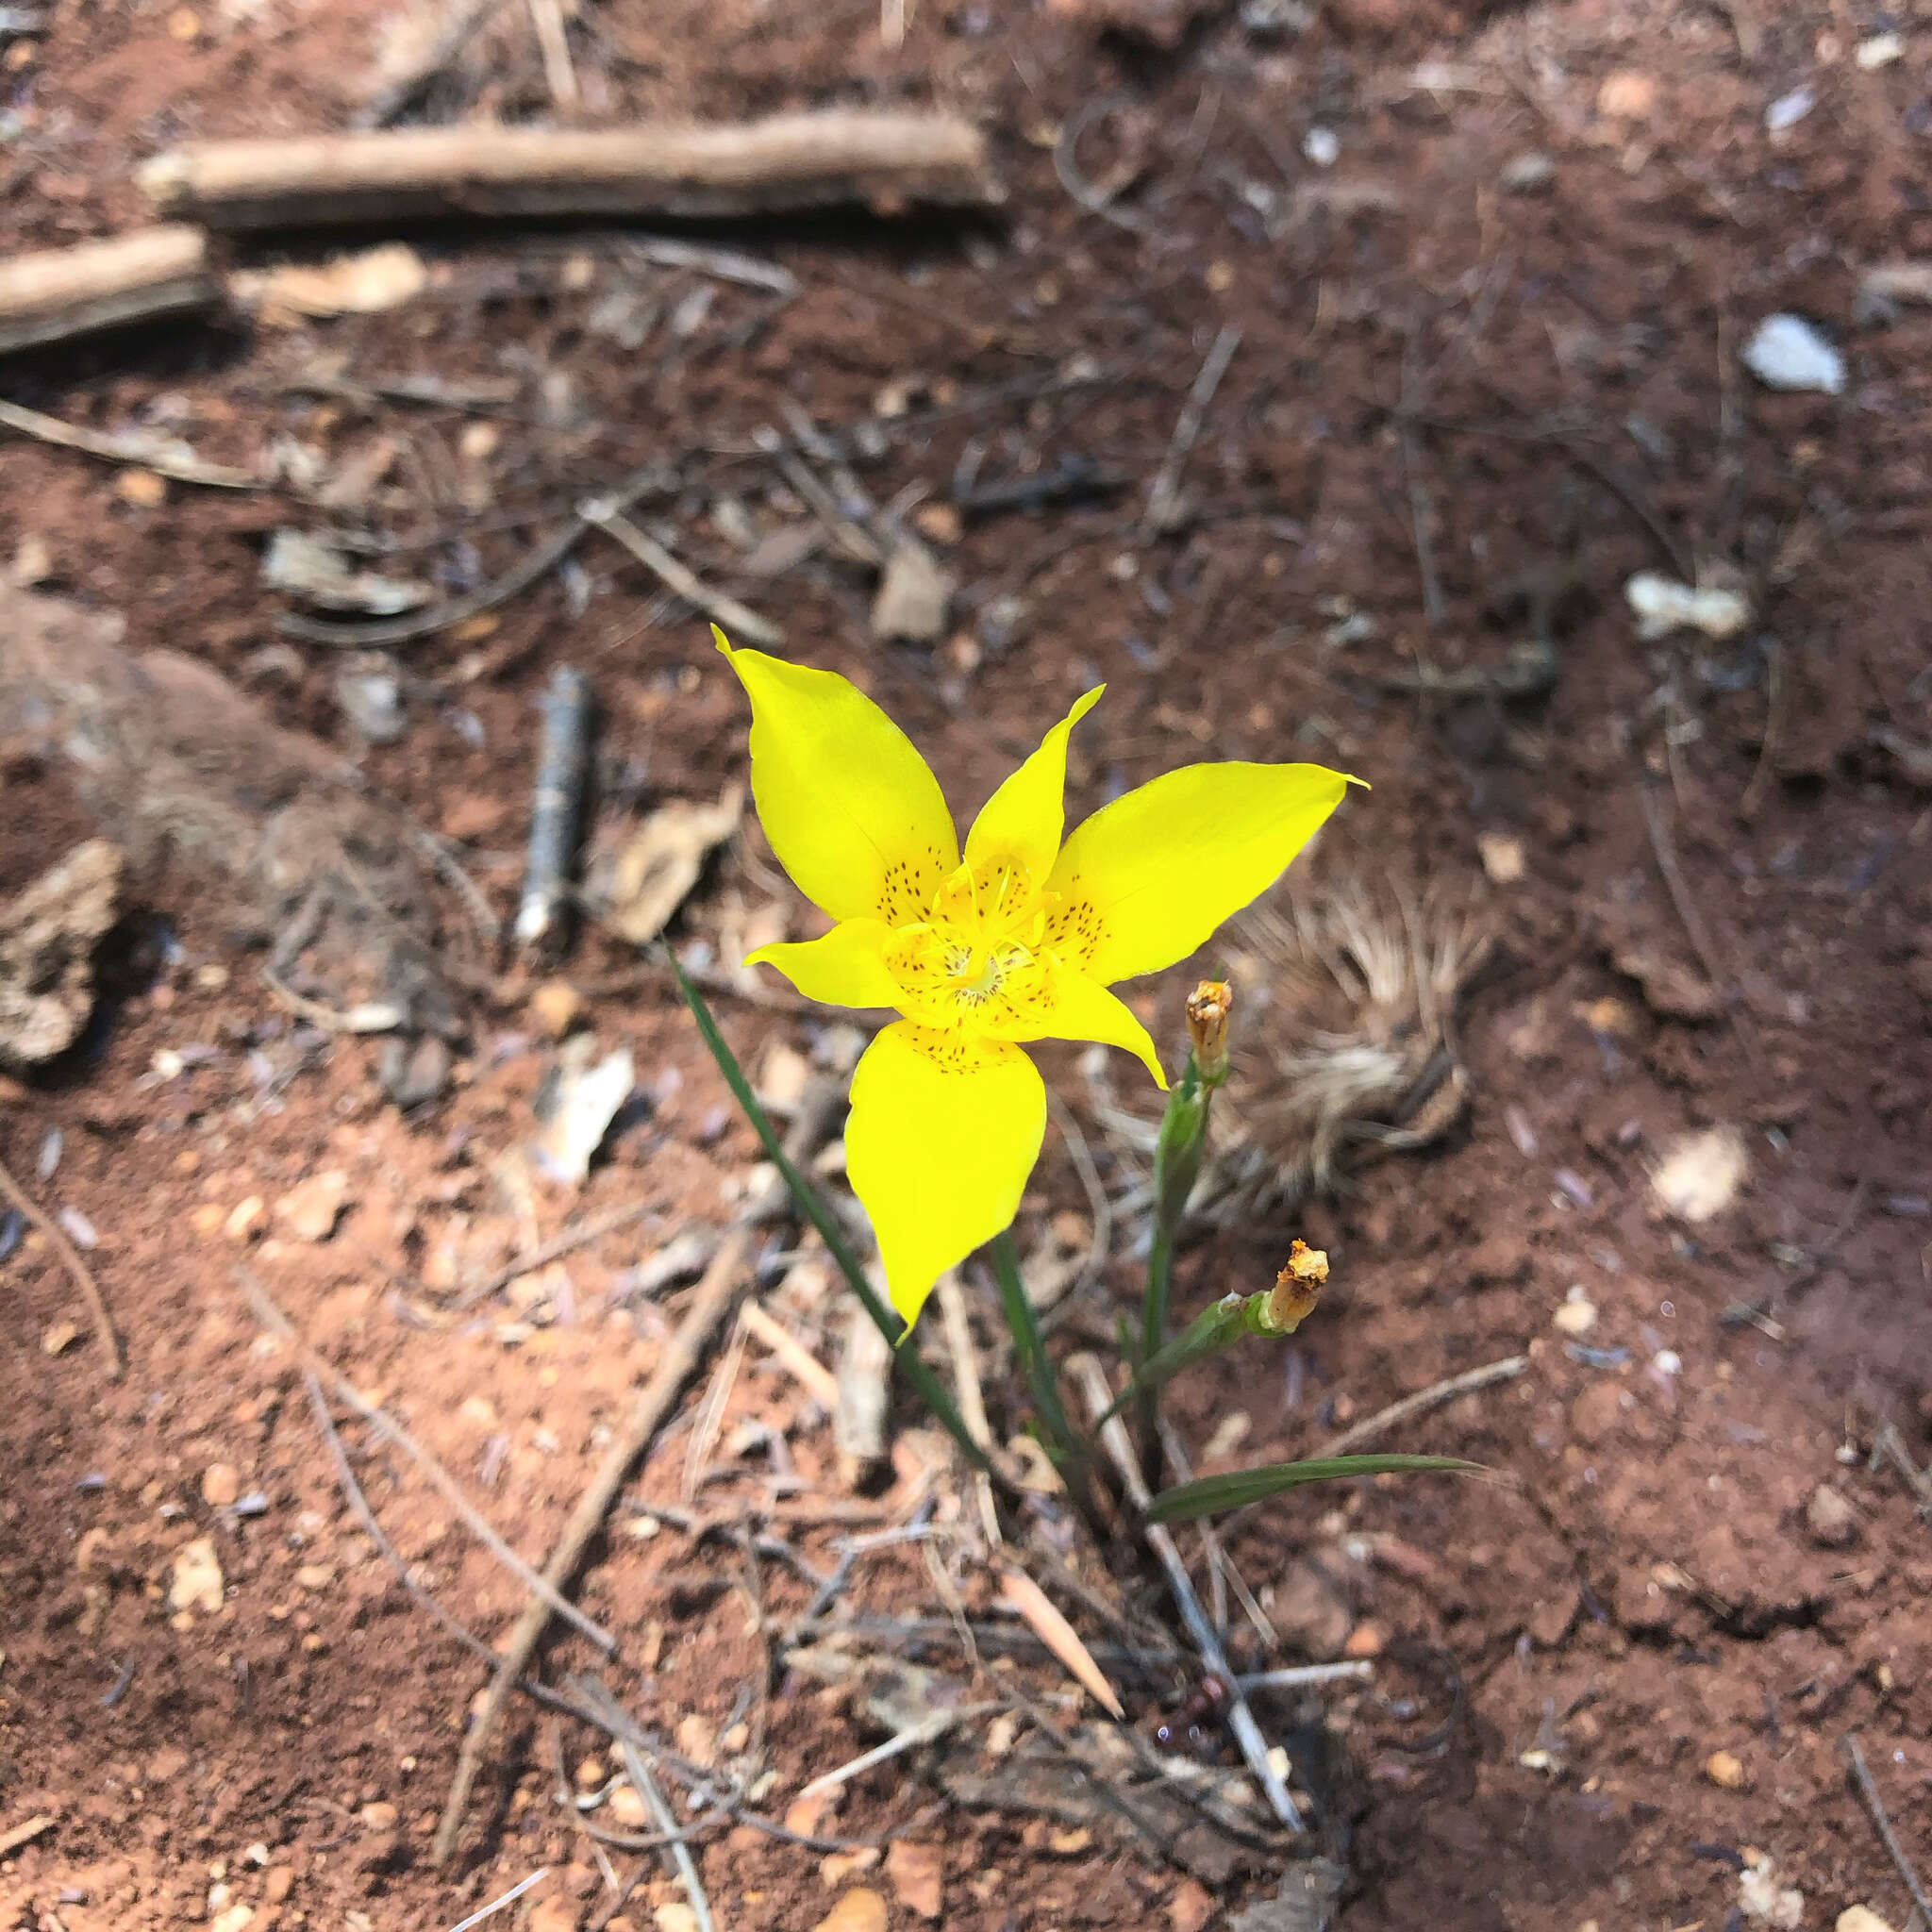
1146,1454,1479,1523
668,949,992,1475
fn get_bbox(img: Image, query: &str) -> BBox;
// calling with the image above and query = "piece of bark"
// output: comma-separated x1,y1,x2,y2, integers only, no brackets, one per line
139,111,1003,231
0,225,219,355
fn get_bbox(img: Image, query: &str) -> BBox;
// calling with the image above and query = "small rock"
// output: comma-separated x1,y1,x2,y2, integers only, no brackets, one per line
294,1563,335,1591
607,1782,649,1828
870,542,954,643
275,1171,348,1243
673,1713,714,1766
1170,1878,1217,1932
784,1789,833,1838
1302,125,1339,168
653,1907,699,1932
1838,1908,1898,1932
115,469,168,508
1595,69,1657,119
1554,1292,1599,1338
1742,314,1845,395
1706,1749,1747,1789
42,1319,80,1357
169,1536,225,1615
1476,832,1525,884
224,1196,265,1243
201,1463,241,1508
1738,1855,1803,1929
530,981,586,1039
209,1907,254,1932
1047,1828,1091,1855
1855,32,1902,69
886,1840,942,1919
527,1898,583,1932
1342,1621,1385,1659
335,668,408,744
1625,572,1751,641
1806,1483,1857,1549
1500,151,1556,194
358,1801,398,1830
264,1867,295,1905
1650,1127,1749,1223
1764,84,1817,134
813,1890,889,1932
912,502,962,545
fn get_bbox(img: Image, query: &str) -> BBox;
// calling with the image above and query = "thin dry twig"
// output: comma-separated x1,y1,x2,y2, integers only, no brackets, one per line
1843,1733,1932,1929
525,0,578,108
1069,1353,1305,1836
1638,782,1757,1058
1322,1353,1527,1458
1740,638,1785,822
443,1869,551,1932
1054,94,1148,235
446,1200,660,1314
0,1153,125,1377
258,967,405,1034
580,501,783,648
1045,1091,1112,1303
240,1268,615,1652
935,1271,1001,1547
1141,323,1241,540
740,1300,841,1410
278,463,668,647
0,396,257,489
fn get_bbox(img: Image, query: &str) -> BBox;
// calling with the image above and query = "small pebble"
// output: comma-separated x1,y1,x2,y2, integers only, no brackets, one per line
200,1463,240,1508
1764,84,1816,133
530,981,586,1039
1854,32,1902,68
57,1206,98,1250
1706,1748,1747,1789
1806,1483,1857,1548
1741,313,1845,395
812,1890,888,1932
168,1537,225,1616
1554,1295,1599,1338
42,1320,80,1357
224,1197,265,1243
1838,1908,1899,1932
115,469,168,508
1302,125,1339,167
607,1782,649,1828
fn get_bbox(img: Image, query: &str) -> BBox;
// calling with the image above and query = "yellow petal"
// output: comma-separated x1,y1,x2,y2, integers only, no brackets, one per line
846,1022,1046,1328
979,970,1168,1090
716,629,958,924
1047,761,1357,984
963,686,1104,890
745,919,902,1010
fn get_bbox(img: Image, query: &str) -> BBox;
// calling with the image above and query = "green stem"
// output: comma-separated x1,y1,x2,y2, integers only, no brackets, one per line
1139,1051,1210,1482
670,951,993,1477
990,1229,1077,1461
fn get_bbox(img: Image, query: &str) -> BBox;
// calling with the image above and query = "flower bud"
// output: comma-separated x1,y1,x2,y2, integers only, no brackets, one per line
1185,979,1233,1087
1263,1239,1328,1334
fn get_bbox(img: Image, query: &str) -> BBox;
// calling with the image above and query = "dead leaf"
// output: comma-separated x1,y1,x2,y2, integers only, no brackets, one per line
232,242,428,326
870,542,955,643
595,788,742,945
998,1569,1124,1718
261,529,434,616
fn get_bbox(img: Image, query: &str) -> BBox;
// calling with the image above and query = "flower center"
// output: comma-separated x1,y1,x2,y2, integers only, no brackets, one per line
884,856,1058,1028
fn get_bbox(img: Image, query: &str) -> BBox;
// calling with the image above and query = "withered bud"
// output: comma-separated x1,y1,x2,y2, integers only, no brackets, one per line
1185,979,1233,1084
1264,1239,1328,1334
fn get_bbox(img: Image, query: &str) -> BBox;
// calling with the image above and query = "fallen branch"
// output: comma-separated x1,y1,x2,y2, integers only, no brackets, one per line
0,225,218,356
1070,1353,1305,1836
141,112,1002,230
0,1153,125,1377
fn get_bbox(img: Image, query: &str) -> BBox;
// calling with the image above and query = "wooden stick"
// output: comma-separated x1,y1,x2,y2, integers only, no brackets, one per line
0,225,218,356
0,1154,125,1377
140,112,1002,231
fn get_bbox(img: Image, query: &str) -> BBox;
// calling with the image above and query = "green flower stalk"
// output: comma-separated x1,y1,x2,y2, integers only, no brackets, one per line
1138,980,1236,1474
1114,1241,1327,1424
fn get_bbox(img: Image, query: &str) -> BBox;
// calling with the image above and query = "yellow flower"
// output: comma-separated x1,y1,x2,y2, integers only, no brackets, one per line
716,629,1356,1327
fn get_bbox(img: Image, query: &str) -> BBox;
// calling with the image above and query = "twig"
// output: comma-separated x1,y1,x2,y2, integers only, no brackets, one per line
935,1271,1002,1547
1054,94,1148,235
1321,1354,1527,1459
1141,324,1241,540
525,0,578,108
239,1268,614,1652
575,1681,714,1932
1044,1091,1112,1305
0,1154,124,1376
1237,1662,1374,1692
142,113,1002,229
681,1313,748,1502
1069,1354,1305,1835
258,967,405,1034
579,501,783,648
1843,1734,1932,1928
998,1569,1123,1717
445,1200,659,1314
740,1300,841,1409
0,225,217,355
1400,425,1446,630
1740,638,1785,822
515,665,592,954
0,396,255,490
1638,782,1757,1058
795,1707,987,1800
278,464,669,647
443,1868,551,1932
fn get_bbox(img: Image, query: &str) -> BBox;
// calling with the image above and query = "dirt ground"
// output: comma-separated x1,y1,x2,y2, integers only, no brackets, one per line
4,0,1932,1927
